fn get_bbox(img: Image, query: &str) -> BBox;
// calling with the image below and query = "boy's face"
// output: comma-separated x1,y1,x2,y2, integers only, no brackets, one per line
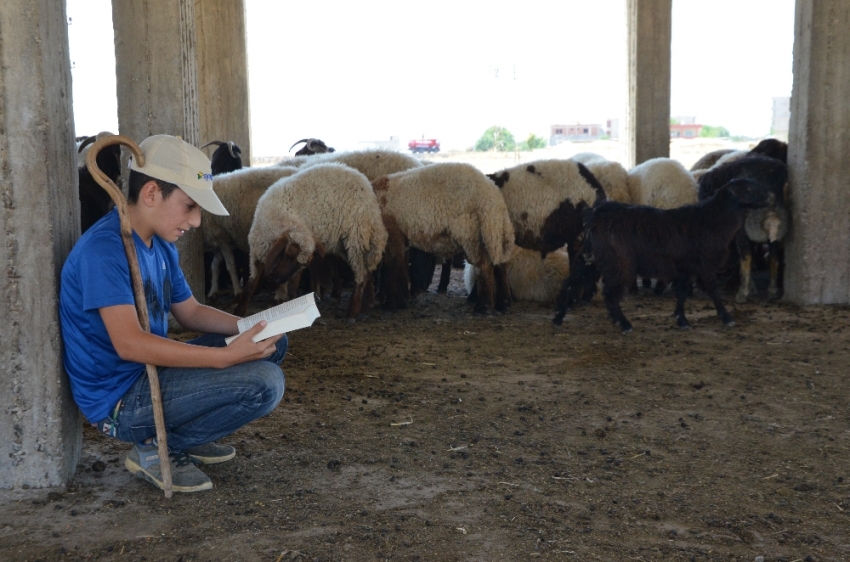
153,186,202,243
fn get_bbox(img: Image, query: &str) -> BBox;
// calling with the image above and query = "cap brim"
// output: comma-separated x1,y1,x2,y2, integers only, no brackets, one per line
179,184,229,216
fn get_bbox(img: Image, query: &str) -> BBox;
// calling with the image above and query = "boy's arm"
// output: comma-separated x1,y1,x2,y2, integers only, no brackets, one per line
99,304,281,369
169,295,240,335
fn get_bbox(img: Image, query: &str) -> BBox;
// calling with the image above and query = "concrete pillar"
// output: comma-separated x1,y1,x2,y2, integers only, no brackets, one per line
0,0,82,488
784,1,850,304
112,0,206,300
625,0,672,168
196,0,252,166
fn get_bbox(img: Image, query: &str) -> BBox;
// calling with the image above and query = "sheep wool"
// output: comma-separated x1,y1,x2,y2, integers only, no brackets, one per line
491,159,603,247
249,162,388,286
301,149,423,181
204,166,301,298
628,157,698,209
465,246,570,303
570,153,631,203
375,162,514,267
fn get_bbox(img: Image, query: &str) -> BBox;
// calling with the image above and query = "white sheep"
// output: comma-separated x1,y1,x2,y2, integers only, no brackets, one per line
570,153,631,203
300,148,423,181
372,162,515,314
204,166,300,299
237,163,388,320
464,246,570,304
627,157,698,210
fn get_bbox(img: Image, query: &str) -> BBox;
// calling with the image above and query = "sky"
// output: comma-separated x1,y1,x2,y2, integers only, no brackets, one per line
66,0,795,156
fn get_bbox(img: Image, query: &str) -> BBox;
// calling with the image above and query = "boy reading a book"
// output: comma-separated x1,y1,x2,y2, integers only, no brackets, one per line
60,135,287,493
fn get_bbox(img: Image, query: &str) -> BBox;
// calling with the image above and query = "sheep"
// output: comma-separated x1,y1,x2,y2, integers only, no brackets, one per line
465,246,570,304
372,162,515,314
289,138,335,156
204,166,301,299
553,178,774,332
697,154,789,302
627,157,699,209
570,153,631,203
201,140,243,175
689,149,737,172
301,148,423,182
236,162,388,321
77,132,121,233
487,159,606,305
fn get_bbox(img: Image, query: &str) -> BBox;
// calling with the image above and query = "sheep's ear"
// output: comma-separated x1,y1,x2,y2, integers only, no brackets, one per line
263,232,293,275
313,241,326,259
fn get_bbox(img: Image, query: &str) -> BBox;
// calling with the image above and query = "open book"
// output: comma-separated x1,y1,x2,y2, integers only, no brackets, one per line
225,292,321,345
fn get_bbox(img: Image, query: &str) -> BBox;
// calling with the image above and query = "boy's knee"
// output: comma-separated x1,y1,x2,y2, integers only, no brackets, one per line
253,362,285,406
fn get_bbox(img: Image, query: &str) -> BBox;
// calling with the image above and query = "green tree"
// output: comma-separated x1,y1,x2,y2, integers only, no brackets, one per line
475,126,516,152
518,133,547,151
699,125,730,138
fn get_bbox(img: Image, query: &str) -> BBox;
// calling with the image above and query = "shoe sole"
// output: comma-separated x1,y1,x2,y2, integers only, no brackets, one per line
124,457,213,493
188,450,236,465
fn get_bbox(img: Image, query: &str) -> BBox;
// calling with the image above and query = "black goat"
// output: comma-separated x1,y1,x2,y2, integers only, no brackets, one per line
77,133,121,233
201,140,243,175
553,179,773,332
289,138,335,156
698,154,789,302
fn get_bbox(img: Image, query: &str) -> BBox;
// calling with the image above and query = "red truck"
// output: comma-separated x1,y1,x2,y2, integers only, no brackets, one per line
408,138,440,153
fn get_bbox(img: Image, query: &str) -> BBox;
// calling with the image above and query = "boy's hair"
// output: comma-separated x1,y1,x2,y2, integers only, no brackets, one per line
127,170,179,204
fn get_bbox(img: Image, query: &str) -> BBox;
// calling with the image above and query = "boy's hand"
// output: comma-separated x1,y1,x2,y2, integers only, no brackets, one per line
222,321,284,366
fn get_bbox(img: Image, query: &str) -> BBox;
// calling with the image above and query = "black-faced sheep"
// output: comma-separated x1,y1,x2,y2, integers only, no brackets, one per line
487,159,606,306
201,140,243,175
372,162,515,314
204,166,301,299
553,179,774,332
77,132,121,233
236,163,388,321
697,154,789,302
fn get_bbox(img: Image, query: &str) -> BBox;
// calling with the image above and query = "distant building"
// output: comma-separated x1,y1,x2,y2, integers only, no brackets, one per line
772,97,790,141
670,123,702,139
359,136,402,151
550,123,604,145
606,118,620,141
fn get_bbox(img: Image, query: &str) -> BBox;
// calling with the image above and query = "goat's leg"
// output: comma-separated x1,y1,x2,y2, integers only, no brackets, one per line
671,277,691,329
768,241,782,299
735,232,753,303
602,281,632,333
437,258,452,294
552,258,598,325
207,250,223,300
700,274,735,326
474,262,496,314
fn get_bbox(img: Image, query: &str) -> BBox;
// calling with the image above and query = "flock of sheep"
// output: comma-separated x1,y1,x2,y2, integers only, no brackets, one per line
75,134,789,333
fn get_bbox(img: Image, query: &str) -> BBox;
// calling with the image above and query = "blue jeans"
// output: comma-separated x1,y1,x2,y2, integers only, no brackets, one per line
100,333,287,452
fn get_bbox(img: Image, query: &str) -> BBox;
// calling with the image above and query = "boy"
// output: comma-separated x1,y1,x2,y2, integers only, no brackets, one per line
60,134,286,493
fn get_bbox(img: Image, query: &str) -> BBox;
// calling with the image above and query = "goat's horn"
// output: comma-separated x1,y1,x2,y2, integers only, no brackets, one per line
77,135,97,153
226,141,241,158
289,139,309,152
201,140,225,150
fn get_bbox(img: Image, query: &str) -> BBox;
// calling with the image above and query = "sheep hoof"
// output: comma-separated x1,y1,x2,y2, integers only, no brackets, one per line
675,316,690,329
735,292,748,304
552,314,565,326
621,327,633,334
724,319,736,327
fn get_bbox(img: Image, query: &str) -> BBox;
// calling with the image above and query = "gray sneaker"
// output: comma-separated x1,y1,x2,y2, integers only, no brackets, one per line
125,443,213,493
186,442,236,465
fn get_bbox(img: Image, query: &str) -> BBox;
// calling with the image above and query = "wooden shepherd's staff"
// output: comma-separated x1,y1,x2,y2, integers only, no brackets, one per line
85,135,173,498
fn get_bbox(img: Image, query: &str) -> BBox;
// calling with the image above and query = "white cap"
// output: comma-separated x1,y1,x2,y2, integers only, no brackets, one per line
130,135,229,216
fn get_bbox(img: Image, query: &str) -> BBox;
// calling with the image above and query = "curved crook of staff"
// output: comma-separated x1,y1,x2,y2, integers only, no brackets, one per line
85,134,173,498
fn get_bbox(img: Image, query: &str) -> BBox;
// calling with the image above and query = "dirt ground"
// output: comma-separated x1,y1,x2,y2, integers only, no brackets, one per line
2,268,850,562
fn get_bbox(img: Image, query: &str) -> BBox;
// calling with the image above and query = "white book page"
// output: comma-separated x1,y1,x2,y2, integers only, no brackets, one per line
225,293,320,345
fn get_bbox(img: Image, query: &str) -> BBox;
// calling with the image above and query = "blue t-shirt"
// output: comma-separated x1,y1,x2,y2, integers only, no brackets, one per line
59,208,192,423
